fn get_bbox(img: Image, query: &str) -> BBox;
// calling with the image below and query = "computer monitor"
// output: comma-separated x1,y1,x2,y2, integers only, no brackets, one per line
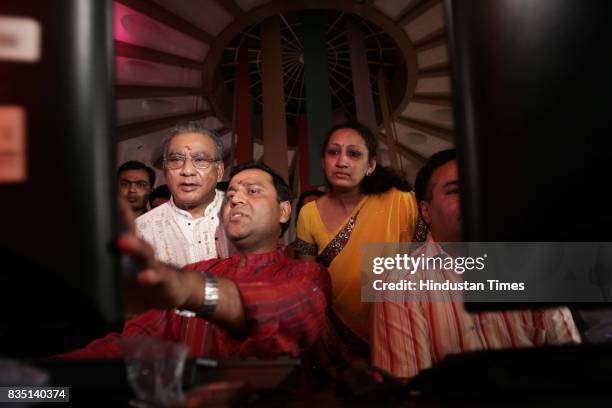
445,0,612,310
0,0,121,357
446,0,612,242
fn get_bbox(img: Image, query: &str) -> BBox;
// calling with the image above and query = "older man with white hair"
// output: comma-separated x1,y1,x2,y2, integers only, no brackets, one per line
135,121,229,267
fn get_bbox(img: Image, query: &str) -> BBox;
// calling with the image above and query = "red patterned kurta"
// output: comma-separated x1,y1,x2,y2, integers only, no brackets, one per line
60,250,331,359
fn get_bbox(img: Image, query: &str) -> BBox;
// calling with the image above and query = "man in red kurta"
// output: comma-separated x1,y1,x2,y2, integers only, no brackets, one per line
60,162,331,359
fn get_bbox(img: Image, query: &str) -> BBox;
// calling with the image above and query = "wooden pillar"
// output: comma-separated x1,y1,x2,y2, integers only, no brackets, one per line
235,42,253,164
296,115,311,191
260,16,289,181
378,65,400,171
302,11,333,186
347,18,377,133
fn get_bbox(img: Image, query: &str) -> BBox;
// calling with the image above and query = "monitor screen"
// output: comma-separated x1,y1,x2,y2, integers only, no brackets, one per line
445,0,612,311
0,0,121,357
446,0,612,242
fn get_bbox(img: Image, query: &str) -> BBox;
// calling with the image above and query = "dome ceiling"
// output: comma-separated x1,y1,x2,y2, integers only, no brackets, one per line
115,0,455,184
220,11,406,124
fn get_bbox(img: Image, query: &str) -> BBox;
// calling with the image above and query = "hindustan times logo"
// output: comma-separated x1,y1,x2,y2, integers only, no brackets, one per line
372,253,488,275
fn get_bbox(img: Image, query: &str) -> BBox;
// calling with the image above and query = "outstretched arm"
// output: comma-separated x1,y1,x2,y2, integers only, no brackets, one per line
118,198,247,335
119,228,246,335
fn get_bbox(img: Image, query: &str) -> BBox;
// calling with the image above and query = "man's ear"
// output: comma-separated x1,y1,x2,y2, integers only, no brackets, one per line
216,162,225,182
420,201,431,225
279,201,291,224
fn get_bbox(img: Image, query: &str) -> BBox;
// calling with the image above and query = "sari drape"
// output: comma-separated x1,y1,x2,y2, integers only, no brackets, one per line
296,187,419,351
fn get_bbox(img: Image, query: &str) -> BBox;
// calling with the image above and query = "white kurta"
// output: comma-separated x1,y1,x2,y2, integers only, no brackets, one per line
135,189,228,268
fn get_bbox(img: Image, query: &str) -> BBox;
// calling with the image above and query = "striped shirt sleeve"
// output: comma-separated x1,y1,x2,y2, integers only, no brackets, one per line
539,307,582,344
372,300,433,379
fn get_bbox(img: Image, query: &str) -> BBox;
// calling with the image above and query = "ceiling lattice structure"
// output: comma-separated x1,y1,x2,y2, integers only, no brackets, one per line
220,11,404,124
115,0,455,184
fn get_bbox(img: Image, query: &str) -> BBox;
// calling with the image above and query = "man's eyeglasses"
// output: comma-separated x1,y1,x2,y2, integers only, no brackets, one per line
163,154,219,170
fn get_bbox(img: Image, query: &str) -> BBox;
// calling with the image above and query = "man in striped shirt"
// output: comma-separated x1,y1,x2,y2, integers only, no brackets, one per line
59,162,331,359
371,149,580,379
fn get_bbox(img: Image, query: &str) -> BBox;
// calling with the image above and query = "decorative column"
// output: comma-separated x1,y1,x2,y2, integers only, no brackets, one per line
347,18,377,133
260,16,289,181
235,42,253,164
296,115,310,192
302,11,333,186
378,65,400,171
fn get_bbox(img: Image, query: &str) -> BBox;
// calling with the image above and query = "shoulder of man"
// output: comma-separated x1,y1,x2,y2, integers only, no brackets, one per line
134,202,171,237
286,258,331,300
185,257,229,273
285,256,330,279
136,201,171,223
212,189,225,206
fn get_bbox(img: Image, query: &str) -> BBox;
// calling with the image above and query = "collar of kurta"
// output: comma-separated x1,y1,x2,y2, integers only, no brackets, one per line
229,248,286,268
168,189,223,219
421,236,448,257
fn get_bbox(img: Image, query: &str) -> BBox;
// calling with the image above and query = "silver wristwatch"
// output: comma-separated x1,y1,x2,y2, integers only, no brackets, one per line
196,272,219,317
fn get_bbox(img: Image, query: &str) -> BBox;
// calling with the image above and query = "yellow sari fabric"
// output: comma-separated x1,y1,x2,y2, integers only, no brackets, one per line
296,187,419,342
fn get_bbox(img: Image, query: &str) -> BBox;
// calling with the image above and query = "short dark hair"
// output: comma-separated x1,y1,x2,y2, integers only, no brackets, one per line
321,122,412,195
414,149,457,204
229,162,293,236
148,184,171,206
117,160,156,187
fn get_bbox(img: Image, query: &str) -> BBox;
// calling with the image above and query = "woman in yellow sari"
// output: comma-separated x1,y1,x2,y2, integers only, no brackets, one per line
295,122,423,381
